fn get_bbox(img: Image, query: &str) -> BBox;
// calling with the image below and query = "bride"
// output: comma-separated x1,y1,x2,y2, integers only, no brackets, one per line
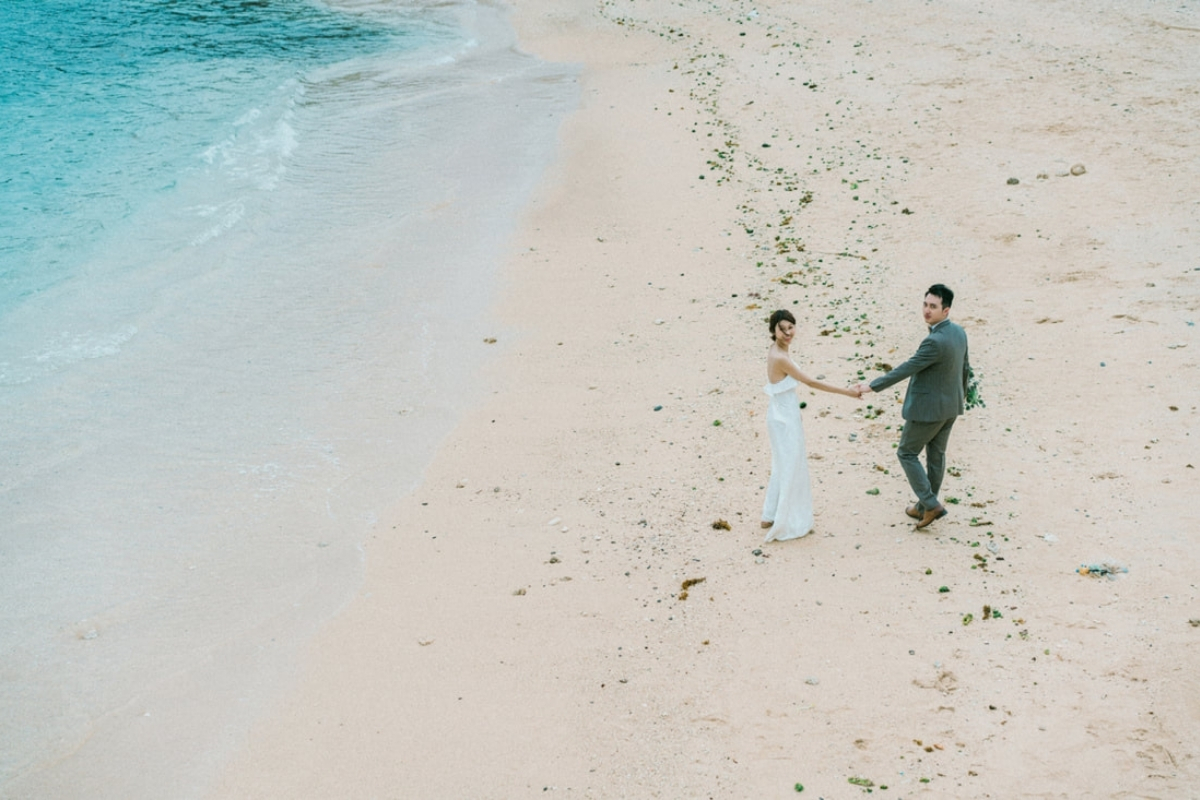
762,309,862,541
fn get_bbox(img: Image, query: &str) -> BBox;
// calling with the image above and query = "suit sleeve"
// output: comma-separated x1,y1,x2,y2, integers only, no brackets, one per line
869,335,941,393
962,340,971,396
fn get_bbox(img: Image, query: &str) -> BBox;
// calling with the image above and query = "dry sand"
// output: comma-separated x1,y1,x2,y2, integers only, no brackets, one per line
215,0,1200,796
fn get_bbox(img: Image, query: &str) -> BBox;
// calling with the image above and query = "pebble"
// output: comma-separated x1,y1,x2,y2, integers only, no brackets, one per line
1070,163,1087,176
805,677,820,685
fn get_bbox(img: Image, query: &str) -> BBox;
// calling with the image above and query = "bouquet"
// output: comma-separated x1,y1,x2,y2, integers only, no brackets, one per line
965,366,985,410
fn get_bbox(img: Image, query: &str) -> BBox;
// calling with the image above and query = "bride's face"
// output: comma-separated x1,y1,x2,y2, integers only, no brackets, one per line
774,320,795,346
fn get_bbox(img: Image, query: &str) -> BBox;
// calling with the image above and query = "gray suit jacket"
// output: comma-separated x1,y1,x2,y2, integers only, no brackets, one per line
869,319,970,422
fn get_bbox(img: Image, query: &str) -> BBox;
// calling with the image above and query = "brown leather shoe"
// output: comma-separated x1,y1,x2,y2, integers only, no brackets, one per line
915,505,947,529
905,505,921,519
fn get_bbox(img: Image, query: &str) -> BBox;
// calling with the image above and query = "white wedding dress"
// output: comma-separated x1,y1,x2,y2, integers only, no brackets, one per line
761,375,815,541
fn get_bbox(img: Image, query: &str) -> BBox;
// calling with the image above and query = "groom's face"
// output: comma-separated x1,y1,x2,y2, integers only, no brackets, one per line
923,294,950,326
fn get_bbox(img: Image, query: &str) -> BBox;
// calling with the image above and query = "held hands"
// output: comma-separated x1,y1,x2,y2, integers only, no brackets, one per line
849,382,873,398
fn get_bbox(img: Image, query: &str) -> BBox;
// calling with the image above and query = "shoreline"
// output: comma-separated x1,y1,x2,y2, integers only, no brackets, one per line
1,2,578,796
215,0,1199,795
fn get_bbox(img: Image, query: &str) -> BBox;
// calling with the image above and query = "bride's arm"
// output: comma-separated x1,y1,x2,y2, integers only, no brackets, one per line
779,356,860,398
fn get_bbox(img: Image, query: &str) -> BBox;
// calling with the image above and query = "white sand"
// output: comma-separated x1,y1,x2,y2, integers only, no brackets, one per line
215,0,1200,795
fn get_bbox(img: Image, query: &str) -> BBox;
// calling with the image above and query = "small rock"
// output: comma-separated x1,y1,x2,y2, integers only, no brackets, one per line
513,588,527,596
1070,163,1087,176
1007,177,1020,185
805,677,820,685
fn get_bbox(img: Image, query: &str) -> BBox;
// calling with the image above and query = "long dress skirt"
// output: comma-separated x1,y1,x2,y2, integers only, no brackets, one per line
761,375,815,541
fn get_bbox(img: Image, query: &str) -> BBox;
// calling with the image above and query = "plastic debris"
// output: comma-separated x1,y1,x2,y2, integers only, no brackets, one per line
1078,561,1128,579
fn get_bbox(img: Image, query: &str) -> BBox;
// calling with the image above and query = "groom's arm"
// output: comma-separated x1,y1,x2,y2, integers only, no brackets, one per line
868,335,941,393
962,340,971,396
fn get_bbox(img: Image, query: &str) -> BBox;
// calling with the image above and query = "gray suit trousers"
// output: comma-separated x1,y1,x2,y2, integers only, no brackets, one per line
897,417,956,512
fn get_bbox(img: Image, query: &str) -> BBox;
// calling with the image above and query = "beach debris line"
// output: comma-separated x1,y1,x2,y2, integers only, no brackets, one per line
678,576,706,600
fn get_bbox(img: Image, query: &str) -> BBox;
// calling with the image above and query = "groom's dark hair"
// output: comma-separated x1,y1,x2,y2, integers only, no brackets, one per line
927,283,954,308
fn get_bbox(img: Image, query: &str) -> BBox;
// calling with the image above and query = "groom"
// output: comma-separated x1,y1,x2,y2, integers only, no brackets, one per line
857,284,970,529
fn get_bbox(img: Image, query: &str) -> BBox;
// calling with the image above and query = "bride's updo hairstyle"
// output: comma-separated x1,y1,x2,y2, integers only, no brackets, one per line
769,309,796,341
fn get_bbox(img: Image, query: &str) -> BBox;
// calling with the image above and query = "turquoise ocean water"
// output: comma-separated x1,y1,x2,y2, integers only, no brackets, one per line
0,1,576,795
